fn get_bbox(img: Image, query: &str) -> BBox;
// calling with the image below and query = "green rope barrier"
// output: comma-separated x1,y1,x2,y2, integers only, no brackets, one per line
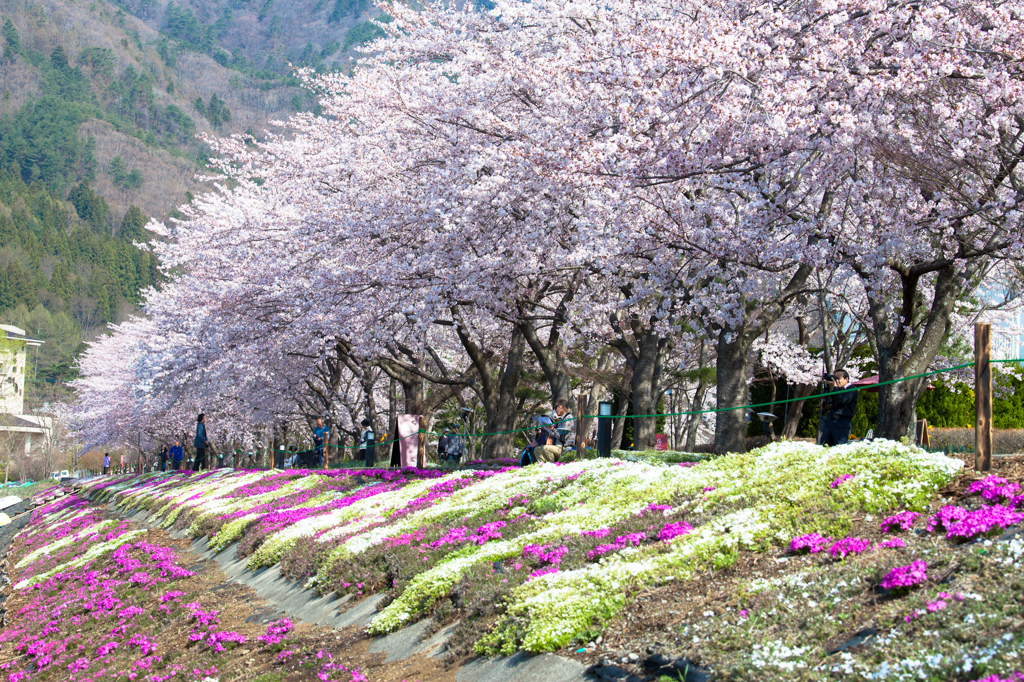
415,361,979,436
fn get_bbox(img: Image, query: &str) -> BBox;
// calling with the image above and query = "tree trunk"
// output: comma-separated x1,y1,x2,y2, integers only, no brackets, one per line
685,340,710,452
611,365,632,450
780,383,816,440
481,325,528,459
865,262,972,440
714,333,753,454
631,332,665,450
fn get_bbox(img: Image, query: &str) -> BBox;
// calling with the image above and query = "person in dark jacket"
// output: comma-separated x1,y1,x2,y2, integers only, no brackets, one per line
821,370,858,446
158,444,169,472
169,441,184,470
194,414,209,471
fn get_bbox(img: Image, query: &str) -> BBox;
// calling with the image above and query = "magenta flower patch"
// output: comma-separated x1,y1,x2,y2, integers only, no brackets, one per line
789,533,831,554
659,521,693,542
878,537,906,549
879,511,920,533
944,505,1024,540
927,505,969,532
830,474,855,489
828,537,872,558
968,475,1022,503
880,559,928,591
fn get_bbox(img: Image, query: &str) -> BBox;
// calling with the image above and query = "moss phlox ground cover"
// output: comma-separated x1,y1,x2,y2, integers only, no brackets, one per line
2,490,368,682
71,440,964,658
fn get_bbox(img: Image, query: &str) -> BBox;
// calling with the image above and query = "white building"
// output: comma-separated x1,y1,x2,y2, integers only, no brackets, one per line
0,324,51,459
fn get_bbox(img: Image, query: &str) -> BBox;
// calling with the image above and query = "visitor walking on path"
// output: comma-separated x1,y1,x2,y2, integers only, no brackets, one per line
170,441,184,470
158,444,169,472
102,453,110,475
194,414,210,471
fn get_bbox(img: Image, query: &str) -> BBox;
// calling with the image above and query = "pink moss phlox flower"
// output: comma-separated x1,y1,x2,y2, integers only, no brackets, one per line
925,598,948,613
258,618,294,646
789,533,832,554
945,505,1024,540
384,530,425,547
527,565,559,580
878,537,906,549
927,505,969,532
277,650,294,663
641,504,671,516
469,521,506,545
975,673,1024,682
160,591,186,603
968,475,1022,503
206,631,246,652
880,511,920,533
830,474,855,489
68,658,90,673
880,560,928,591
522,544,568,565
430,526,468,548
701,486,715,493
585,532,647,560
678,462,697,468
96,641,119,657
659,521,693,542
128,634,157,656
828,537,873,558
580,528,610,539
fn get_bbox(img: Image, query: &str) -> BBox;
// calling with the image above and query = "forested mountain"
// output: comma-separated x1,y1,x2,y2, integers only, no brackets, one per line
0,0,383,407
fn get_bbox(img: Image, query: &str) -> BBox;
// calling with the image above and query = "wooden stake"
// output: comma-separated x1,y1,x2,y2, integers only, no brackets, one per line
975,322,992,472
576,394,589,458
417,416,427,469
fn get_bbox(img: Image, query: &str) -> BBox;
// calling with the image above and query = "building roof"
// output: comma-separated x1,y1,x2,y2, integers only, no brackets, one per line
0,324,43,347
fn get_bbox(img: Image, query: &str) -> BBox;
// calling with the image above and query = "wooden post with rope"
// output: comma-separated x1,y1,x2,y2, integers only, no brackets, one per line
576,394,589,459
975,322,992,472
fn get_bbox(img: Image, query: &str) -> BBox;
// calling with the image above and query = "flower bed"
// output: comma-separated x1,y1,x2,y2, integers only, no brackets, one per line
1,491,367,682
72,439,963,657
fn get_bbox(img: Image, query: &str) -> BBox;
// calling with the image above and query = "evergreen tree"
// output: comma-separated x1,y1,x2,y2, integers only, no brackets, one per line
119,205,148,243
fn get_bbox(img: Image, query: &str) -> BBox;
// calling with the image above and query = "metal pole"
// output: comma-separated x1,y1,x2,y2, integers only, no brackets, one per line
417,416,426,469
975,322,992,472
597,401,612,458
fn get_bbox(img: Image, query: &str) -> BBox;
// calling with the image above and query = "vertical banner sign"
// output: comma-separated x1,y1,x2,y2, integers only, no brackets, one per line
394,414,421,468
975,322,992,472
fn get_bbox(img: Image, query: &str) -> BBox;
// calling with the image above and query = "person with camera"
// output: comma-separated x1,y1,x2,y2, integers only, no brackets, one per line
820,370,858,446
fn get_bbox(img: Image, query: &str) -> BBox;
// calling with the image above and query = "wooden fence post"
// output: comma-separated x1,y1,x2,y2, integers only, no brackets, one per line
576,394,590,458
975,322,992,472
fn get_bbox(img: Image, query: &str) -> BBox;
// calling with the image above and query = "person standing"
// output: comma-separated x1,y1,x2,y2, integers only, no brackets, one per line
360,419,375,467
194,413,210,471
102,453,110,475
821,370,858,446
313,418,329,468
437,428,450,466
169,441,184,470
158,444,169,472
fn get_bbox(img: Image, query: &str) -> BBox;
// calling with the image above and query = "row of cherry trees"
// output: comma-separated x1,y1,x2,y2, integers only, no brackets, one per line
72,0,1024,456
